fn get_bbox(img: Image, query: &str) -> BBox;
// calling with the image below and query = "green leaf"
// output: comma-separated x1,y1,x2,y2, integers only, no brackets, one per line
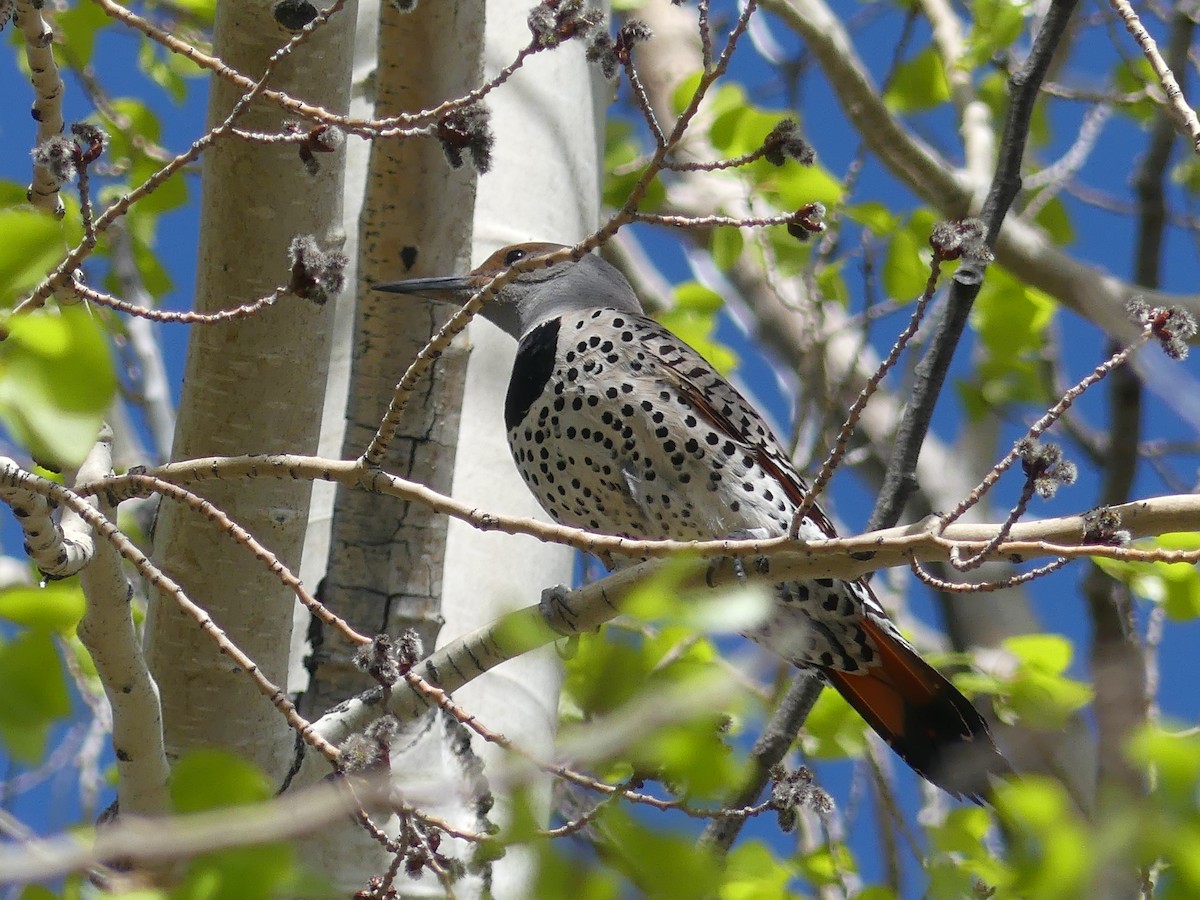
816,262,849,306
1094,533,1200,620
101,100,188,219
671,71,706,117
710,228,744,271
139,41,187,105
963,0,1029,69
1112,58,1160,126
130,227,175,298
176,843,301,900
535,834,621,899
0,308,118,468
881,211,939,301
137,40,205,105
20,886,92,900
167,0,217,24
170,749,272,813
800,688,868,759
843,202,898,235
636,711,743,797
773,162,844,209
0,207,82,306
659,286,739,375
882,226,927,302
1128,725,1200,800
998,634,1093,729
0,581,86,633
971,267,1055,362
856,888,900,900
667,585,773,635
883,48,951,114
53,2,112,68
924,804,1014,900
0,629,72,763
601,806,723,897
1171,156,1200,195
995,778,1092,898
1003,633,1073,675
797,843,857,887
1033,196,1075,245
674,282,724,315
720,841,792,899
962,265,1056,414
929,806,992,855
603,121,665,213
564,631,654,715
711,103,782,158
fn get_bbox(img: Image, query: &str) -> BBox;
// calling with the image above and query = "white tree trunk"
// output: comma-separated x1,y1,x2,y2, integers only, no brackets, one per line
294,0,607,891
292,0,483,889
145,0,357,778
437,1,611,892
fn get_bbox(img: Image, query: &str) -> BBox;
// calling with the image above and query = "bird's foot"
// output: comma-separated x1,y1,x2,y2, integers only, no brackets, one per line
705,529,771,588
539,583,575,634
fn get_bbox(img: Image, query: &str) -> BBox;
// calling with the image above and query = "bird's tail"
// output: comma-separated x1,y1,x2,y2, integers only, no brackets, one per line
823,617,1012,802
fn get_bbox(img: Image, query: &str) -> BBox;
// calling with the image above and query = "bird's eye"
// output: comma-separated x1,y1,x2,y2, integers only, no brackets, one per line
504,248,526,265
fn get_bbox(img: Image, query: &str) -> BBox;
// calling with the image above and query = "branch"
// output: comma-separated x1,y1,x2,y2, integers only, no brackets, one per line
0,465,94,579
69,428,172,818
698,674,822,852
1110,0,1200,152
108,224,176,459
0,775,400,885
15,0,66,216
82,456,1200,564
290,489,1200,748
868,0,1081,531
764,0,1200,340
0,461,342,765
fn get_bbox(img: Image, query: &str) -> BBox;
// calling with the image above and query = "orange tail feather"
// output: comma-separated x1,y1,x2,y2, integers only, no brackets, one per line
823,618,1011,802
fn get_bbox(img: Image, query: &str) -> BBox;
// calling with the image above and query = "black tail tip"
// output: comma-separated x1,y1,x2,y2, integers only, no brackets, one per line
895,689,1014,804
919,738,1014,804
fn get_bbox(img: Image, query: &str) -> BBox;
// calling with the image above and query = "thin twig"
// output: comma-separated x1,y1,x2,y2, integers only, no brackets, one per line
790,251,944,537
698,674,822,852
0,461,342,764
867,0,1083,532
122,474,370,646
15,0,348,319
937,331,1151,533
73,280,287,324
1109,0,1200,151
909,554,1071,592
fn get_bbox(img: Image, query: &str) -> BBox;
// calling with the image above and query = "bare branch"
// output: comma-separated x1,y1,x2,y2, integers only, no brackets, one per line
1109,0,1200,151
15,0,66,215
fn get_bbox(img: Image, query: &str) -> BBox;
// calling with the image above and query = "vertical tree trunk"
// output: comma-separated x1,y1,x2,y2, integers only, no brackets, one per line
437,1,610,891
145,0,357,778
299,0,483,718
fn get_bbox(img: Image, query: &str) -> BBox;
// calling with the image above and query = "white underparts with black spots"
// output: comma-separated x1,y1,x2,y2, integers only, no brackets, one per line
505,306,901,674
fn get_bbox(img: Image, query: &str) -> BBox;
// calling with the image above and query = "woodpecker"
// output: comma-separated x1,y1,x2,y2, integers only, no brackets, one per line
378,242,1010,801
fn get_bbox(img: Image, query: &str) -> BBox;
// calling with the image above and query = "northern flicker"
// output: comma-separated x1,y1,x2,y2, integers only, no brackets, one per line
378,242,1010,801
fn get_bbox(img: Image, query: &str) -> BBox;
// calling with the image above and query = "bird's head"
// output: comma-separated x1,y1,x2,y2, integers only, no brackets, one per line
374,242,643,340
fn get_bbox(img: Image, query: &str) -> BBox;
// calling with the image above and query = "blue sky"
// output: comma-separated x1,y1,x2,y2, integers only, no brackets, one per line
2,1,1200,893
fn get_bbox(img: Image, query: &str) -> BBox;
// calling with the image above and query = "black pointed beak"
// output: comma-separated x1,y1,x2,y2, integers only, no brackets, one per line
373,275,477,299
